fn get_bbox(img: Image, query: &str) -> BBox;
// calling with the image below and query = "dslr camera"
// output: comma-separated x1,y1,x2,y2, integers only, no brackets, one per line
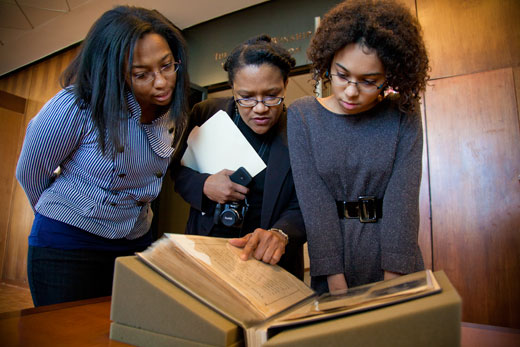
213,198,249,228
213,167,252,228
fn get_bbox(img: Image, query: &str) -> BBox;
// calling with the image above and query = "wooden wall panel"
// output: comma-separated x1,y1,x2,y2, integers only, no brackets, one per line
418,0,520,79
425,68,520,328
400,0,417,13
0,71,32,285
28,47,78,104
515,67,520,120
0,107,26,285
1,46,78,285
418,100,432,270
0,68,32,99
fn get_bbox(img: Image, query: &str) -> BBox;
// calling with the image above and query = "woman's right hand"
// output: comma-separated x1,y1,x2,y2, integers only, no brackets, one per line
327,273,348,295
203,169,249,204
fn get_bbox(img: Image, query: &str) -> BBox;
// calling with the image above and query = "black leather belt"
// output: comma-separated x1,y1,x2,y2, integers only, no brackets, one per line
336,196,382,223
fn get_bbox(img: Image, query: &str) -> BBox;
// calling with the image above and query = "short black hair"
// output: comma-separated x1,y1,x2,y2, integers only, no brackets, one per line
308,0,429,114
61,6,189,152
223,34,296,85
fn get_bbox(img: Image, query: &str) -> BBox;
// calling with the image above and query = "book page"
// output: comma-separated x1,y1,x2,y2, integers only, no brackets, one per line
137,234,314,327
168,234,314,316
273,270,441,324
138,235,263,324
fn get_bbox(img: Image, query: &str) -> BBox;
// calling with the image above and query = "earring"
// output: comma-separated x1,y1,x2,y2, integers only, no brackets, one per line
377,94,384,102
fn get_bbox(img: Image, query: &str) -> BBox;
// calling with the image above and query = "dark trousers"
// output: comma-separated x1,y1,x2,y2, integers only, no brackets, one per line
27,245,145,307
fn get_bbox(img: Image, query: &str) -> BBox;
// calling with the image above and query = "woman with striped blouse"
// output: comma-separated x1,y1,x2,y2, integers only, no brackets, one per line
15,6,189,306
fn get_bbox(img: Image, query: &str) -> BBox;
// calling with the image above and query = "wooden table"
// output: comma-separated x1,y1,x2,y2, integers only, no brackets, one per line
0,297,130,346
0,296,519,347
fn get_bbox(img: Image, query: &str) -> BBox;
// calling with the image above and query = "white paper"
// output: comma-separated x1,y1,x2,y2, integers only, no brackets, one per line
180,110,266,176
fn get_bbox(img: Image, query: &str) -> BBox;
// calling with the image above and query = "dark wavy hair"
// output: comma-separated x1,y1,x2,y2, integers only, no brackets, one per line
308,0,429,114
223,34,296,85
61,6,189,153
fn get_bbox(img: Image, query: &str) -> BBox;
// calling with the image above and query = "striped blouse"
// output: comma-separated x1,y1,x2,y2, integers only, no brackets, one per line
16,87,176,240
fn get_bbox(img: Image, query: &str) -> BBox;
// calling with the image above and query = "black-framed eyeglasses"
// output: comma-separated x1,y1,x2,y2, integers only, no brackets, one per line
131,60,181,85
235,96,284,108
329,72,385,93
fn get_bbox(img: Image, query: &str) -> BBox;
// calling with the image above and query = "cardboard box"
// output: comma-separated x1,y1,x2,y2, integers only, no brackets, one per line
110,256,243,346
110,256,461,347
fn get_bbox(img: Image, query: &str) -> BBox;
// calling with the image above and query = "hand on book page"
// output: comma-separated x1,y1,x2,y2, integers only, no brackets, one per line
137,234,315,327
228,228,287,265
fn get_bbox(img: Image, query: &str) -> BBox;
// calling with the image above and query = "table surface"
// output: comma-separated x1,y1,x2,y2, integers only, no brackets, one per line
0,297,519,347
0,297,130,347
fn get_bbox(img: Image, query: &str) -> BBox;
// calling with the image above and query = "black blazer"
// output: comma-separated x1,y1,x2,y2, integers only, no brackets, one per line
172,97,306,279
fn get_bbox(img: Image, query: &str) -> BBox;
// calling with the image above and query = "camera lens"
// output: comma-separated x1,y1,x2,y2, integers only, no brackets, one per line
220,209,240,227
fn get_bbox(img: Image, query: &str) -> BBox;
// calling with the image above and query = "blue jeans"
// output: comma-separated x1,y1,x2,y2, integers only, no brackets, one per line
27,245,145,306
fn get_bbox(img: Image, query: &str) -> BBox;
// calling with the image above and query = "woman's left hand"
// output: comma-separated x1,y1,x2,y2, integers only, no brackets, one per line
228,228,287,265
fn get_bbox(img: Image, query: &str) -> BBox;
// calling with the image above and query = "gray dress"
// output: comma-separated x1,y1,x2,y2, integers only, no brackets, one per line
287,96,424,293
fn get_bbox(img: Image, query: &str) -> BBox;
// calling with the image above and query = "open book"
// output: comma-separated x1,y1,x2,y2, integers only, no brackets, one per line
137,234,441,347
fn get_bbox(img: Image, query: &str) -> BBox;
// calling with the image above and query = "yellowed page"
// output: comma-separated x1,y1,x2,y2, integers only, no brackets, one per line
168,234,314,317
137,234,314,327
138,235,263,324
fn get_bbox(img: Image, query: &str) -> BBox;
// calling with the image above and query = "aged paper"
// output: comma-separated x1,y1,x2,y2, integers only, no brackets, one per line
137,234,314,326
168,235,312,316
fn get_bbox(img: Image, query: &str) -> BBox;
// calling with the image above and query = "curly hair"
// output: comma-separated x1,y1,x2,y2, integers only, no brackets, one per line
224,34,296,85
308,0,429,114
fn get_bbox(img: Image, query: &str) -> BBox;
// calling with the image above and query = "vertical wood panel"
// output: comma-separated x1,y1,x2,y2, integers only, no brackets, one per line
515,67,520,121
426,68,520,328
418,0,520,79
2,46,79,285
0,107,26,285
0,71,32,285
400,0,417,13
418,100,432,270
0,68,33,99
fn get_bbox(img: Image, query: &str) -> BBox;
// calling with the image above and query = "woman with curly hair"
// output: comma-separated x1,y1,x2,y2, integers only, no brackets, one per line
288,0,430,294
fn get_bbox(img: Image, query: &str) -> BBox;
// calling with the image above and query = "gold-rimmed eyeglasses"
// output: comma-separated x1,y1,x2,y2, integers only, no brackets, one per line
131,61,181,85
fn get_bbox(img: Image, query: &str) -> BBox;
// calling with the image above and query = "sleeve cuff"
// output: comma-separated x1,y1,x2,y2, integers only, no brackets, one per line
309,255,344,277
381,251,420,274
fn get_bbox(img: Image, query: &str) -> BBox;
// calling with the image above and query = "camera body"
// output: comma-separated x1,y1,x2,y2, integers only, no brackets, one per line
213,198,249,228
213,167,252,229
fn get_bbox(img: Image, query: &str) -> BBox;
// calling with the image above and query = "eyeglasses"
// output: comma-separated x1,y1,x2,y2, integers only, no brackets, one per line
235,96,284,107
131,61,181,85
329,72,385,93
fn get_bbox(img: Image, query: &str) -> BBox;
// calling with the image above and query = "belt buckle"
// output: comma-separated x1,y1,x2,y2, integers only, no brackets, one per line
358,196,378,223
337,201,358,219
